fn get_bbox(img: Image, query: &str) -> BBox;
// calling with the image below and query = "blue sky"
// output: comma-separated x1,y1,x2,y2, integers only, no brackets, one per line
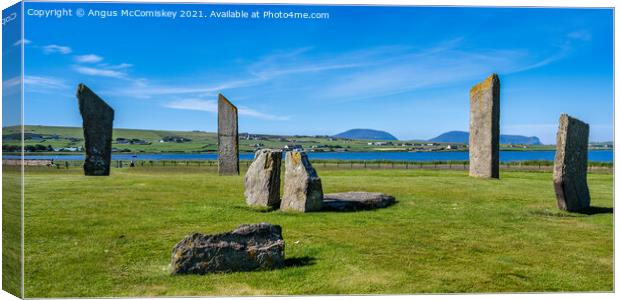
13,2,614,143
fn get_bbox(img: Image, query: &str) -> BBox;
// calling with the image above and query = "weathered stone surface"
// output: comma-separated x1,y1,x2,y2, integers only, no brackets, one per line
281,151,323,212
553,114,590,212
244,149,283,208
170,223,285,275
469,73,500,179
218,94,239,176
77,83,114,176
322,192,396,212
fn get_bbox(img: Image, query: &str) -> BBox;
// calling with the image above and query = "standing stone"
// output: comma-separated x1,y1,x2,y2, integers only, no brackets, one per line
244,149,282,208
469,73,500,178
77,83,114,176
170,223,285,275
218,93,239,175
281,150,323,212
553,114,590,212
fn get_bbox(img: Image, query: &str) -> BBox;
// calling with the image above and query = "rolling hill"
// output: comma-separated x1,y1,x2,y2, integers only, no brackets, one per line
333,129,398,141
429,131,542,145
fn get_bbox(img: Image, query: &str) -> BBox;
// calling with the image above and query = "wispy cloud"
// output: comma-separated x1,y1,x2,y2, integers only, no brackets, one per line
13,39,31,47
3,76,21,89
74,54,103,63
4,75,70,95
101,63,133,70
164,99,289,121
74,66,127,79
42,44,72,55
24,75,69,89
105,47,369,100
567,30,592,41
2,75,70,95
72,30,591,117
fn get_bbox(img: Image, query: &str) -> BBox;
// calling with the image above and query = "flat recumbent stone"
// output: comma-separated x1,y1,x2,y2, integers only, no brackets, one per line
170,223,285,275
322,191,396,211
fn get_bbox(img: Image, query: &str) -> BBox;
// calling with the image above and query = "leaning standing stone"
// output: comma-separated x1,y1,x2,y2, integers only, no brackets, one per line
170,223,285,274
553,114,590,212
281,151,323,212
244,149,283,208
77,83,114,176
218,93,239,176
469,73,500,179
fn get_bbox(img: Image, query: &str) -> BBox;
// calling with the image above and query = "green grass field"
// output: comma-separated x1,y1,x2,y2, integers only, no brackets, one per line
17,167,612,296
2,167,22,298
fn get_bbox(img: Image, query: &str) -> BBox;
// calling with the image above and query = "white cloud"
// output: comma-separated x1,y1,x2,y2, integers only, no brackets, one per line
165,99,218,112
3,76,21,89
164,99,289,121
42,44,72,54
74,66,126,78
105,63,133,69
74,54,103,63
567,30,591,41
13,39,31,47
3,75,69,95
24,75,68,89
237,106,290,121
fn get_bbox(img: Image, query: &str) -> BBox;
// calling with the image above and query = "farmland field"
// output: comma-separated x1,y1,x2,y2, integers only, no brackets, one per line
16,166,614,296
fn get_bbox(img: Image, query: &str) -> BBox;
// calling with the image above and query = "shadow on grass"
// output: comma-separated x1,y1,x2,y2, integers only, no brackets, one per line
284,256,316,268
530,206,613,217
320,200,398,213
576,206,613,215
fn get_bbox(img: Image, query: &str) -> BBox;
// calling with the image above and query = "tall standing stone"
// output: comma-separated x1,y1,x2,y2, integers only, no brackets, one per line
244,149,282,208
553,114,590,212
77,83,114,176
281,150,323,212
469,73,500,179
218,94,239,176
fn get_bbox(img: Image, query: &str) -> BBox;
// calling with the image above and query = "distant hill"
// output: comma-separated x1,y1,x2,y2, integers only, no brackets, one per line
429,131,542,145
333,129,398,141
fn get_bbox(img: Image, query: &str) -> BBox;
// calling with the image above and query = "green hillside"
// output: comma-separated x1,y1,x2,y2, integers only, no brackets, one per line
2,125,421,154
2,125,559,154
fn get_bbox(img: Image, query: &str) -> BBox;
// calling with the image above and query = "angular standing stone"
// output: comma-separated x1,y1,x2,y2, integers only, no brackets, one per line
244,149,282,208
77,83,114,176
553,114,590,212
170,223,285,275
469,73,500,178
281,151,323,212
218,94,239,176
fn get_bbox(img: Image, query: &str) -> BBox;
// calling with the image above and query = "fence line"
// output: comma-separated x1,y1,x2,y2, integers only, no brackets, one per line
8,159,613,173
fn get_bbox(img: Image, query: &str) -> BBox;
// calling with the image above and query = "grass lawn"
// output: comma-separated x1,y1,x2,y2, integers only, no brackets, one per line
20,166,613,296
2,167,22,298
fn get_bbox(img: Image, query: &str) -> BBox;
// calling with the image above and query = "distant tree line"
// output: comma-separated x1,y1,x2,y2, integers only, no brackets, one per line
3,144,54,152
